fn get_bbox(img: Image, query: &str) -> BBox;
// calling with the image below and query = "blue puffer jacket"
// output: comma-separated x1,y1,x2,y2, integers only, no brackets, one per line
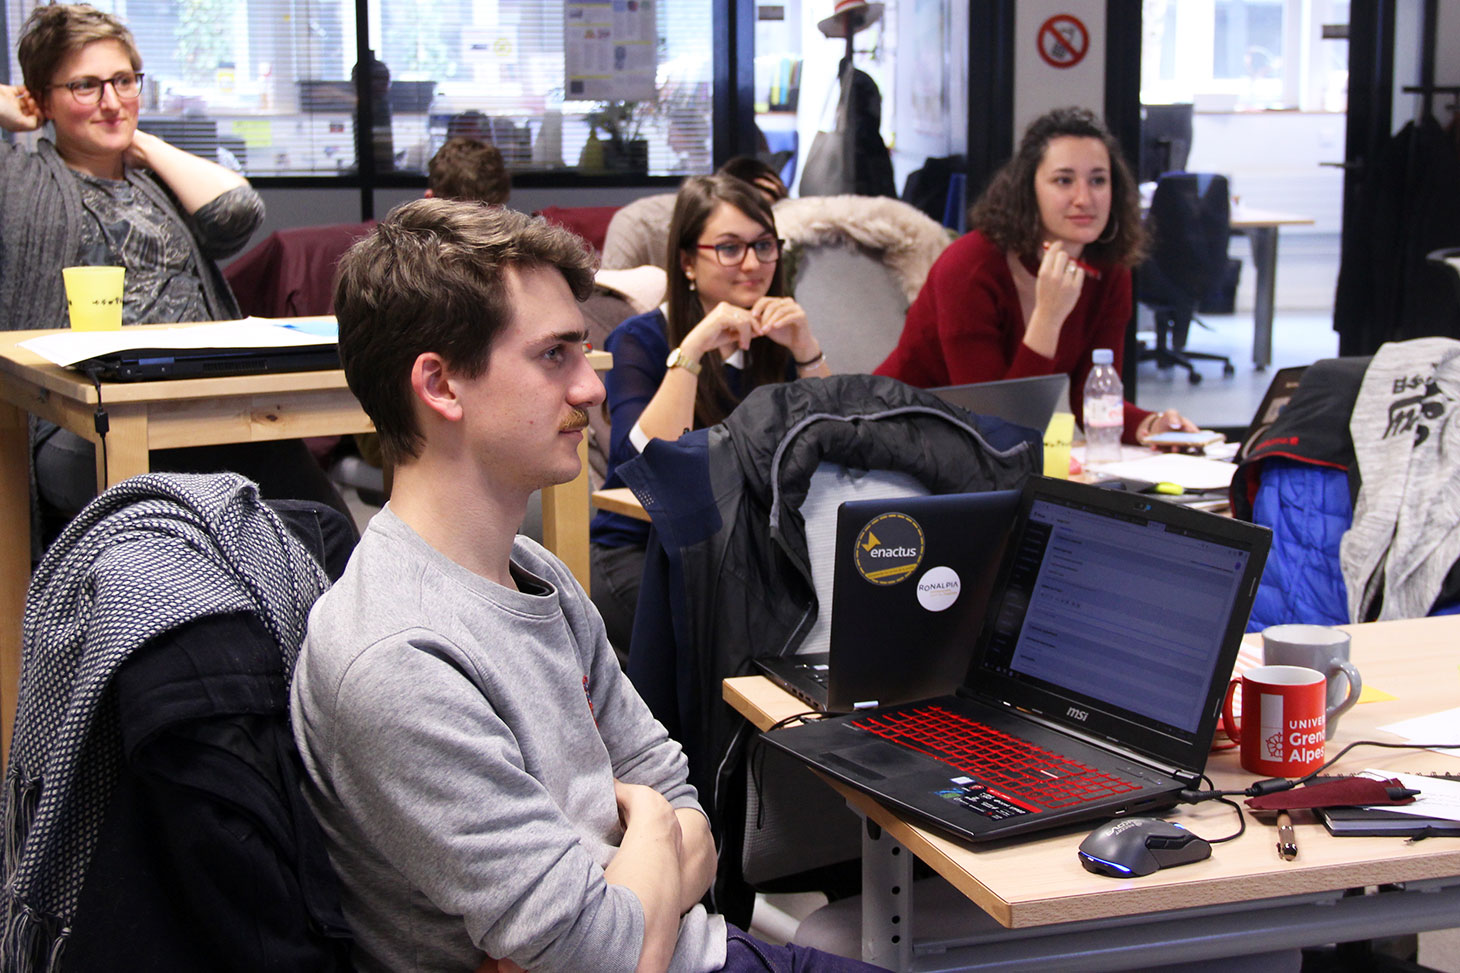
1246,459,1352,630
1247,459,1460,630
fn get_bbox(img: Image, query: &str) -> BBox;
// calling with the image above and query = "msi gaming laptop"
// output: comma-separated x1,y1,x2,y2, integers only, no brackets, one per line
760,475,1271,844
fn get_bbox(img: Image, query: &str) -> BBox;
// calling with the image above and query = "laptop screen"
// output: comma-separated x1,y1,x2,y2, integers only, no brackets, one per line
968,478,1269,770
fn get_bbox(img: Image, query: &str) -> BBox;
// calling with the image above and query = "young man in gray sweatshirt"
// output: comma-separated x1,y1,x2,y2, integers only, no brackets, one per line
290,198,885,973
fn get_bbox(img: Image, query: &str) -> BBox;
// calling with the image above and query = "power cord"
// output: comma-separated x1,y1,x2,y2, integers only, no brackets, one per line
1183,773,1247,844
1177,739,1460,806
83,366,109,486
749,710,828,829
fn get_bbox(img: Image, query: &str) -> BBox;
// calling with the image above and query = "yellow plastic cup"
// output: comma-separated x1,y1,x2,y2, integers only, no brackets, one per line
62,266,125,331
1043,412,1075,479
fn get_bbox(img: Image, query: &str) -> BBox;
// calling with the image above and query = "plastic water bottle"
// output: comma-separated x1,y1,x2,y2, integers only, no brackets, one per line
1082,349,1123,466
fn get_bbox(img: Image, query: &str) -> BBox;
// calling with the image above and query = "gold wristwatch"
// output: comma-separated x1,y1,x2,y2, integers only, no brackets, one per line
666,346,702,376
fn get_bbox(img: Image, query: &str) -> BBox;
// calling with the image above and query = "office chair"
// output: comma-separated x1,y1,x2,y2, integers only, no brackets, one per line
1138,104,1193,185
1427,246,1460,306
1138,172,1238,384
776,194,951,375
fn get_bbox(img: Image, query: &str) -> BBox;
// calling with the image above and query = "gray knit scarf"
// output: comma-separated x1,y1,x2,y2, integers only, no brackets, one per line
1,473,330,972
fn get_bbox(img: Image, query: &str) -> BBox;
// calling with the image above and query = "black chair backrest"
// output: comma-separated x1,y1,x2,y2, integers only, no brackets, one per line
1142,172,1232,306
1139,103,1194,183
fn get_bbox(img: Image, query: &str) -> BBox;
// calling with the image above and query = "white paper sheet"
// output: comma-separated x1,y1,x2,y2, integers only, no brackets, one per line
1359,769,1460,821
20,317,337,367
1090,452,1238,491
1379,706,1460,759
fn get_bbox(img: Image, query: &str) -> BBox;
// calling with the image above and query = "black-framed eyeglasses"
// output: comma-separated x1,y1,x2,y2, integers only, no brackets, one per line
695,236,782,267
51,72,144,105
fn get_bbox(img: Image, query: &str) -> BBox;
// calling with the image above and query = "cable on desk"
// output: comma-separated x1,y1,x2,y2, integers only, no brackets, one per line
1179,739,1460,807
82,366,109,487
1186,773,1246,844
749,710,828,829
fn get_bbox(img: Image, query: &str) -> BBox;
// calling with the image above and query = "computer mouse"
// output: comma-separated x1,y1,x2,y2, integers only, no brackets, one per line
1077,816,1212,878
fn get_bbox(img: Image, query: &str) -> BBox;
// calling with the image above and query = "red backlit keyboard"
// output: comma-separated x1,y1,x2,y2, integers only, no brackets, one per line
851,705,1142,815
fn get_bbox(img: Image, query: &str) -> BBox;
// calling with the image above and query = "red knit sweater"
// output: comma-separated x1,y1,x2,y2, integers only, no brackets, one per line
875,230,1150,441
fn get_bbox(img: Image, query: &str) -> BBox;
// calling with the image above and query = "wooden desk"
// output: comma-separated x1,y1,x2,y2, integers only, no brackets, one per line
1229,207,1315,370
0,327,610,757
591,486,651,522
726,615,1460,969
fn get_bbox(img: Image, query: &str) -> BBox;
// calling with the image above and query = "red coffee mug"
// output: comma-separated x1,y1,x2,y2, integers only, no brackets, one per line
1222,665,1327,776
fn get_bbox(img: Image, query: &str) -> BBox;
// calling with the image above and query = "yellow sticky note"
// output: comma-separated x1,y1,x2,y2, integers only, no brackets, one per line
230,119,273,148
1043,412,1075,480
1358,685,1396,704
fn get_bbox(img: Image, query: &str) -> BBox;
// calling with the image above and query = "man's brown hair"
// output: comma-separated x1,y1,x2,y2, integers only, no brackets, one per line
427,137,511,205
333,199,594,464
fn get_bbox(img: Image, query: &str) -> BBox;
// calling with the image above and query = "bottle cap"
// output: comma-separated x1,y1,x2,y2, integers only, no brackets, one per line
1092,348,1114,365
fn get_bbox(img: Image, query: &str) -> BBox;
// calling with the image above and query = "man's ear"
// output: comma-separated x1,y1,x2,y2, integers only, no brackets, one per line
409,351,464,423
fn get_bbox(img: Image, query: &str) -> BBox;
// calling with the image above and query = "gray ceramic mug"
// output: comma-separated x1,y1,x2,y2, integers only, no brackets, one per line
1261,624,1361,740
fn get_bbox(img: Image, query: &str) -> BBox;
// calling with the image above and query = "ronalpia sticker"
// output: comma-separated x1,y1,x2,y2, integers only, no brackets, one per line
915,566,961,611
853,512,925,585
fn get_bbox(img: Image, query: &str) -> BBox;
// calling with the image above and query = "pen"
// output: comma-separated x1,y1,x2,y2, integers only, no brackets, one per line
1276,811,1297,861
1041,241,1102,280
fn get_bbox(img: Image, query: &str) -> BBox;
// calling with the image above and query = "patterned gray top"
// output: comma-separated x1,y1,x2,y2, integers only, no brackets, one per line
76,175,263,325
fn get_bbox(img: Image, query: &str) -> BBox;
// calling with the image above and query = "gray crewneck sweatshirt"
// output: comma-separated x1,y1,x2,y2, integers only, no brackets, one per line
291,508,725,972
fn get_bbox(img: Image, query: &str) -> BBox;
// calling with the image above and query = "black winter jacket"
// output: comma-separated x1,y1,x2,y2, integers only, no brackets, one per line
619,375,1041,832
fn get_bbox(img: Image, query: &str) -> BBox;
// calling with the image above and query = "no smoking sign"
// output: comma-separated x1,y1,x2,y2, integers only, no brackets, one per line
1037,14,1089,69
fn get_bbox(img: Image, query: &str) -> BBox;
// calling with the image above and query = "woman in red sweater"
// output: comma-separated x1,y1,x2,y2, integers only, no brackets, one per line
876,107,1196,444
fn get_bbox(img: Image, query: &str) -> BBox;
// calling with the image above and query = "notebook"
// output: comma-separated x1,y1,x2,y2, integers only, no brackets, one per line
75,343,340,382
756,490,1022,713
931,374,1070,434
760,475,1272,844
1316,807,1460,838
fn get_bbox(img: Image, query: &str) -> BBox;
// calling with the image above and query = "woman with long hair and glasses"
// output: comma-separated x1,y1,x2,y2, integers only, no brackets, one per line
590,173,829,661
876,106,1197,445
0,4,351,536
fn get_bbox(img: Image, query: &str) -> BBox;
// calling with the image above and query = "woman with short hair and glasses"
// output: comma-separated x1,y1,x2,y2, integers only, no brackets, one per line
0,4,350,538
0,3,261,331
591,173,829,661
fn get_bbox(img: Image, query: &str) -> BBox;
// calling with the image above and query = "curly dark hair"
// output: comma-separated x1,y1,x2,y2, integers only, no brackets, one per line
664,174,791,429
969,107,1146,268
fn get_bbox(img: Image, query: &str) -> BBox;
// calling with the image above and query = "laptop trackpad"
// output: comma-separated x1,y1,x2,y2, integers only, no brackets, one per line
820,741,923,782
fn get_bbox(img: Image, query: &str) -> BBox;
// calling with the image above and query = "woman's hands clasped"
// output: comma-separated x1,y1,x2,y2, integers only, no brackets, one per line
680,296,818,364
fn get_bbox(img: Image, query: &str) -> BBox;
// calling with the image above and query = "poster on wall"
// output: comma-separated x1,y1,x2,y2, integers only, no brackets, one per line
565,0,658,102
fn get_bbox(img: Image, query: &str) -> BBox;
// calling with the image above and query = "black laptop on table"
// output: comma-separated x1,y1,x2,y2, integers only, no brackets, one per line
756,490,1022,713
760,475,1271,844
75,343,340,381
67,318,341,381
931,374,1069,434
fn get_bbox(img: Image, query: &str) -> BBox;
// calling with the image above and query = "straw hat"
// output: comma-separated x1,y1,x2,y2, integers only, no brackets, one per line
817,0,884,38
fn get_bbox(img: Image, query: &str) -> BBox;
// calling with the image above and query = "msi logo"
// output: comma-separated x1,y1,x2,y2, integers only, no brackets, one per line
1066,706,1089,722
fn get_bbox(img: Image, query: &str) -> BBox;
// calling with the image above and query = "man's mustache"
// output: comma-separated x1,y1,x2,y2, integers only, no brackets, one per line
561,408,589,432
